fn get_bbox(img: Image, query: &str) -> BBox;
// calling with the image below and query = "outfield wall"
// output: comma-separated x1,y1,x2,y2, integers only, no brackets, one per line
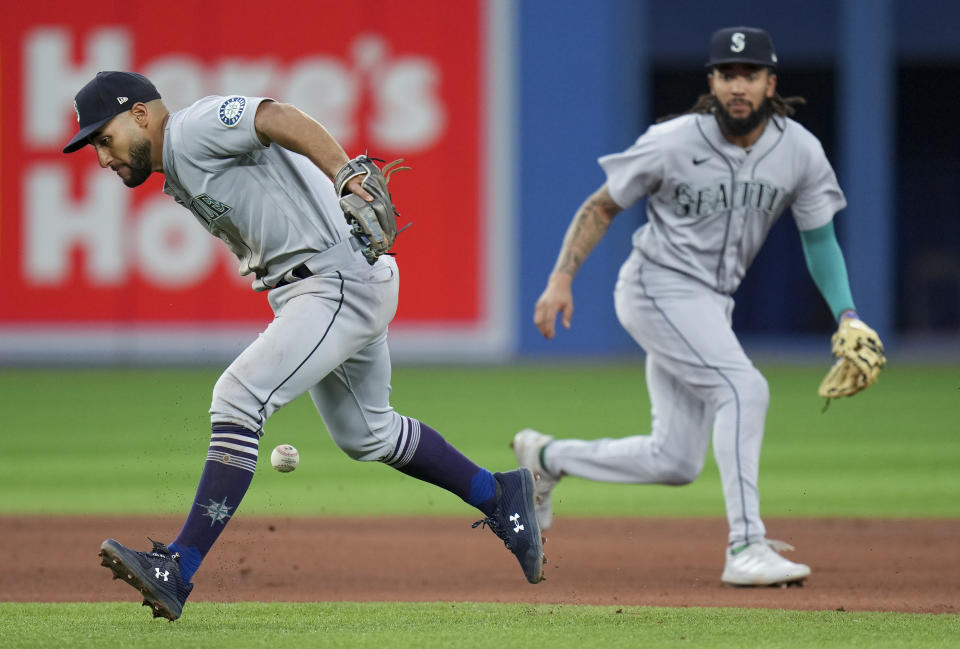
1,0,957,364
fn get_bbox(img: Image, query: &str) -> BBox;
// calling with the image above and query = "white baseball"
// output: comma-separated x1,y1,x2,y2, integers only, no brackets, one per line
270,444,299,473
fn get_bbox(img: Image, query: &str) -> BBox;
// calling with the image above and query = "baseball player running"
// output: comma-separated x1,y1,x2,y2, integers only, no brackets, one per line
514,26,884,586
63,71,544,621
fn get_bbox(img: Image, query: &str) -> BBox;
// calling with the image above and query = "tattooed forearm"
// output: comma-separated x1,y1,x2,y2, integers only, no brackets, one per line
552,185,622,277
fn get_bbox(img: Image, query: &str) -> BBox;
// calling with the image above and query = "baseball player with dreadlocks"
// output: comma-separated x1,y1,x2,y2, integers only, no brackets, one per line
513,26,885,586
63,70,544,621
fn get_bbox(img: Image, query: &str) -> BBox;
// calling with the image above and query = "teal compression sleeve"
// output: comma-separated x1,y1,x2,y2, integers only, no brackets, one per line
799,221,856,322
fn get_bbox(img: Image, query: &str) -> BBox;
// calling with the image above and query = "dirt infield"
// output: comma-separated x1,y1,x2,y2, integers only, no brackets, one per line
2,516,957,613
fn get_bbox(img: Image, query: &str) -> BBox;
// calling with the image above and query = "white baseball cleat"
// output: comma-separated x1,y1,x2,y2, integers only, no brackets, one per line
511,428,559,530
721,539,811,586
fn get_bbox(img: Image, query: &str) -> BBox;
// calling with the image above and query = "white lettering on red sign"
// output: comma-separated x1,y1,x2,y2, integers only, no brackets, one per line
23,29,444,288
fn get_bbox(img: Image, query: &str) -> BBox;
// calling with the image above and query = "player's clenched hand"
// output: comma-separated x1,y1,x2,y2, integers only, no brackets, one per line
534,273,574,339
344,175,374,202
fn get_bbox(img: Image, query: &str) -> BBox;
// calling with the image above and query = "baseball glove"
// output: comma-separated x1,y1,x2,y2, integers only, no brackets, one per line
818,316,886,399
334,155,410,264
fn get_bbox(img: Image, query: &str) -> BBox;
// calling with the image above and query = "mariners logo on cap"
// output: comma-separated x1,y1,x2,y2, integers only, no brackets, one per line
73,100,81,125
218,96,246,127
730,32,746,53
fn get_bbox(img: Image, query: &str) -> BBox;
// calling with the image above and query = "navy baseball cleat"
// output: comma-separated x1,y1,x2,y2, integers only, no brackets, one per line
473,467,545,583
99,538,194,621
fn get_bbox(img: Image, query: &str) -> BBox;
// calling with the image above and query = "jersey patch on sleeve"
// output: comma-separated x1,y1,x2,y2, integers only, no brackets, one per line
218,96,247,127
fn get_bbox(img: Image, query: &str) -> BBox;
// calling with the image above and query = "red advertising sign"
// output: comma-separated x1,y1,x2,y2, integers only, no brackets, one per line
1,1,484,329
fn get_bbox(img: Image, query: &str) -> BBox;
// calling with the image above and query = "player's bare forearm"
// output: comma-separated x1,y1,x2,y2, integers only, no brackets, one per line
254,101,350,180
551,184,621,279
533,185,620,339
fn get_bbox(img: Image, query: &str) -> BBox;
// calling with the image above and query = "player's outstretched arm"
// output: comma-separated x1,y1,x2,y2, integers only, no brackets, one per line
534,184,622,339
253,101,373,201
798,222,855,321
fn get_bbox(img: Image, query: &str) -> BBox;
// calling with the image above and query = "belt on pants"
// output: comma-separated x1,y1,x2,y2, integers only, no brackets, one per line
271,238,364,289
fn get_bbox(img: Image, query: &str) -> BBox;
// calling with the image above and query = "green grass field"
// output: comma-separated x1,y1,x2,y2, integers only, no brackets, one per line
1,364,956,517
0,364,957,648
1,602,958,649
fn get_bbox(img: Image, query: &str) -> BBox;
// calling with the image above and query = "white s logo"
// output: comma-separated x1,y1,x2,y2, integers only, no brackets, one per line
730,32,746,53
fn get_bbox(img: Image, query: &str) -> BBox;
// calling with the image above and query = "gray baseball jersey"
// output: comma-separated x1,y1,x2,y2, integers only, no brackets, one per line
599,112,846,294
162,95,352,291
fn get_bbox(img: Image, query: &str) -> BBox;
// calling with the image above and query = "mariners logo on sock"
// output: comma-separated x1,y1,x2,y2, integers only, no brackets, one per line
197,496,233,526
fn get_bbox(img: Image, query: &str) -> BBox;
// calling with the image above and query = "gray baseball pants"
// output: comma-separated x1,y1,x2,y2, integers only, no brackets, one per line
208,255,404,462
545,250,769,545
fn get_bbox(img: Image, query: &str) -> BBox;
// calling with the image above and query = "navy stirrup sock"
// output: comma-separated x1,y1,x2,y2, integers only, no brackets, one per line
383,417,498,516
168,423,259,582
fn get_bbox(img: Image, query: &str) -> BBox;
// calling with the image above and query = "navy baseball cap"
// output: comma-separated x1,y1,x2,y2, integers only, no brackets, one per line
62,71,161,153
705,26,778,69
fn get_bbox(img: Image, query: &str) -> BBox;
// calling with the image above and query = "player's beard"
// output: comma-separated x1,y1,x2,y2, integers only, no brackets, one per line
122,138,153,188
712,96,771,137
